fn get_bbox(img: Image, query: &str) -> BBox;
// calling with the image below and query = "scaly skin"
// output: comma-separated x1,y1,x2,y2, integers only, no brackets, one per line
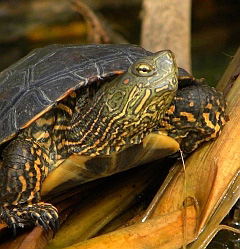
0,50,178,234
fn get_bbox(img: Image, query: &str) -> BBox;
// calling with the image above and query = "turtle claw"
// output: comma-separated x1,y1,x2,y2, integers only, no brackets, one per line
29,203,59,236
10,222,17,239
42,212,59,237
0,208,18,238
36,216,49,234
48,218,59,238
0,203,59,236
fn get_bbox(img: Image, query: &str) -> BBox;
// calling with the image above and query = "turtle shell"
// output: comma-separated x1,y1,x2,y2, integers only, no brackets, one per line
0,44,151,145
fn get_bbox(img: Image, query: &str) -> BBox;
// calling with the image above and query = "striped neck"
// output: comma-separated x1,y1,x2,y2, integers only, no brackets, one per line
64,50,178,156
65,82,172,157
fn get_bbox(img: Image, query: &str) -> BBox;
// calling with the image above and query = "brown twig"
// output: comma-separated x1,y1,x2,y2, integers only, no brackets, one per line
71,0,110,44
71,0,129,44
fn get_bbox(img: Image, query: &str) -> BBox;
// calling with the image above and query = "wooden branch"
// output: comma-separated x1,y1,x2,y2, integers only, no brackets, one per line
71,0,129,44
71,0,110,44
144,46,240,247
216,46,240,96
59,206,197,249
141,0,191,72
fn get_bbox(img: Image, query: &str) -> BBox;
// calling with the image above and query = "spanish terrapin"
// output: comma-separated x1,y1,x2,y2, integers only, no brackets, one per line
0,44,227,234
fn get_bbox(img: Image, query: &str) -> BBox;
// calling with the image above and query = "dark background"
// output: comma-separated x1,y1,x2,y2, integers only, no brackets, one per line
0,0,239,86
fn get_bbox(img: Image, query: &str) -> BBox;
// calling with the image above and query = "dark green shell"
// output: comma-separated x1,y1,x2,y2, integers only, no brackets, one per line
0,44,151,144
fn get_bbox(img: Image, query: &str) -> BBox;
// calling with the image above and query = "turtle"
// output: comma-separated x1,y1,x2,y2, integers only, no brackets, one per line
0,44,227,235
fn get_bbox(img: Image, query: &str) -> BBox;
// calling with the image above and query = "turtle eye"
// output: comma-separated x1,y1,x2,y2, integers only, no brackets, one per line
134,63,154,76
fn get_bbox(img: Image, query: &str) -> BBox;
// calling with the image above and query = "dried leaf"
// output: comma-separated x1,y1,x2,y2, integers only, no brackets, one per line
62,206,197,249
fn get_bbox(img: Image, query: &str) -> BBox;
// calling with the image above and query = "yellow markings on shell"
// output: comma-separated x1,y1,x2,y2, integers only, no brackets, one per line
34,158,41,166
19,175,27,192
134,89,151,114
13,164,18,170
189,101,195,107
34,163,41,192
36,149,42,156
166,105,175,114
215,111,220,121
30,147,35,155
172,117,181,122
25,162,31,171
22,148,28,158
206,103,212,109
220,115,226,125
210,123,221,138
180,112,196,122
28,191,35,203
203,113,215,129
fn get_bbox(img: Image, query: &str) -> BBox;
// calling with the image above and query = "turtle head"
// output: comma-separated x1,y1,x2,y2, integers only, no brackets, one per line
68,50,178,156
104,50,178,125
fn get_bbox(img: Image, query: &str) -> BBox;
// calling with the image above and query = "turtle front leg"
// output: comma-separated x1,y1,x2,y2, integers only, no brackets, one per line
0,139,59,235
